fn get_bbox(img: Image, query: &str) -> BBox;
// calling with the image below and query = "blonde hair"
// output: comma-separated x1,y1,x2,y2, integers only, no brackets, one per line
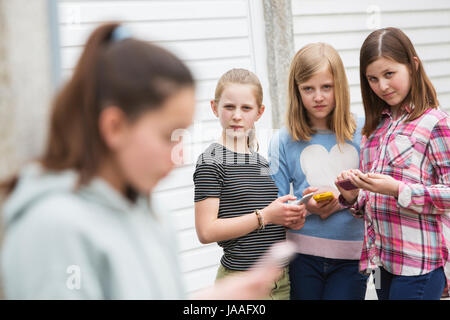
286,43,356,145
214,68,263,151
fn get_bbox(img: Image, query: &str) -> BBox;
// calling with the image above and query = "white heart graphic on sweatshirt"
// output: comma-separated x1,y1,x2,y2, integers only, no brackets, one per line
300,143,359,187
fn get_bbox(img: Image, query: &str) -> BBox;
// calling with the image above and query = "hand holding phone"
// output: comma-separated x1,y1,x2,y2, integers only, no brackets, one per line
313,192,335,202
336,178,358,190
289,192,314,205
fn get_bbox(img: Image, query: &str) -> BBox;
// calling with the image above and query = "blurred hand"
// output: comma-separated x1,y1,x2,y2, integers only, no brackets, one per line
191,264,282,300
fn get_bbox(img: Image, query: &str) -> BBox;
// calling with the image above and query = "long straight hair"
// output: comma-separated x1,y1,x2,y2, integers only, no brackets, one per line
360,27,438,137
1,22,194,195
286,43,356,145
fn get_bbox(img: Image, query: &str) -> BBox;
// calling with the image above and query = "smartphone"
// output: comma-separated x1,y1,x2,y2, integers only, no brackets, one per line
336,178,358,190
290,192,314,205
313,192,334,202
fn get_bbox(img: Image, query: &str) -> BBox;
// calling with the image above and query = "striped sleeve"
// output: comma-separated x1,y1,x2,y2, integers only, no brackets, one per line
193,155,223,202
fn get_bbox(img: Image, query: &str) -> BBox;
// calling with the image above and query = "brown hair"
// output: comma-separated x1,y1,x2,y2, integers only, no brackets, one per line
1,22,194,195
360,27,438,137
213,68,263,151
286,43,356,145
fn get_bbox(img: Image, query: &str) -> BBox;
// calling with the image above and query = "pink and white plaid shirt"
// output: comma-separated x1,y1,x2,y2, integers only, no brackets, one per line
353,106,450,289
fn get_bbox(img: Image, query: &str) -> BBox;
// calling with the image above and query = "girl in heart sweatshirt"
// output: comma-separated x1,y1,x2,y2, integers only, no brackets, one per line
268,42,367,300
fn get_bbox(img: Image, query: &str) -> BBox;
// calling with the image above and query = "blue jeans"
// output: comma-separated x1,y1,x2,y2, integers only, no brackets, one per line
374,266,446,300
289,253,368,300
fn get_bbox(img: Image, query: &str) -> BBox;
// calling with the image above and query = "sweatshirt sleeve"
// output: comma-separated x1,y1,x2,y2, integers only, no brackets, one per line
268,130,292,197
397,117,450,214
1,196,104,299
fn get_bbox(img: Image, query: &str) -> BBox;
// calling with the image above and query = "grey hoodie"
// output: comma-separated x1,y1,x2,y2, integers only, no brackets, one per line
1,163,185,299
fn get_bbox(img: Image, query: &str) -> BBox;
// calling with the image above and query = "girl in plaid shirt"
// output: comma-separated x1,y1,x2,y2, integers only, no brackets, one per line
336,27,450,300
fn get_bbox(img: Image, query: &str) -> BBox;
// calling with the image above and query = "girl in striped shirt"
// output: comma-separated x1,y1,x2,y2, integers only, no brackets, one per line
336,27,450,300
193,68,307,300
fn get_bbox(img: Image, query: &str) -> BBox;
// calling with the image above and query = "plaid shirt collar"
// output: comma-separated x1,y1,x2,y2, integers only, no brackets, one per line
381,104,413,118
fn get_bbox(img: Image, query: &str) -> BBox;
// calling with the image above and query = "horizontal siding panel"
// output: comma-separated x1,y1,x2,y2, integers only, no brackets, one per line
171,207,195,231
177,228,203,252
438,93,450,111
346,67,360,86
330,44,450,72
180,244,221,273
60,18,249,47
350,84,362,104
422,60,450,79
61,57,252,99
416,43,450,62
182,140,218,166
186,57,253,81
350,103,365,118
294,11,450,35
59,0,247,24
152,38,252,61
195,79,220,101
181,119,220,146
294,27,450,52
189,121,221,145
194,101,217,121
292,0,450,16
182,264,219,293
433,76,450,95
153,186,194,212
154,165,195,192
61,37,251,69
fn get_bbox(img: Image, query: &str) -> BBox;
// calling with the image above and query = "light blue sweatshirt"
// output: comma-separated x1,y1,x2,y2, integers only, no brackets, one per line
1,163,184,299
268,118,365,260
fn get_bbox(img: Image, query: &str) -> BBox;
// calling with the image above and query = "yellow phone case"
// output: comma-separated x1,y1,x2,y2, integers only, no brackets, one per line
313,192,334,202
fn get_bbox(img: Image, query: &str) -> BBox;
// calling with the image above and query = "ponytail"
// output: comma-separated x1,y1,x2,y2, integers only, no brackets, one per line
1,22,194,195
43,23,118,184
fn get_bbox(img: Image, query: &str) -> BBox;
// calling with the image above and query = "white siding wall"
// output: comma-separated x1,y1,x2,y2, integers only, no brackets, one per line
57,0,272,294
292,0,450,116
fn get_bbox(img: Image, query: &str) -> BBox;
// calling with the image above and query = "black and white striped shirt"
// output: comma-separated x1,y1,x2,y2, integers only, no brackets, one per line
193,143,286,271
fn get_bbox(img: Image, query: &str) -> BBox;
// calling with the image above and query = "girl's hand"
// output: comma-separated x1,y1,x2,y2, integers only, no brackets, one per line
261,195,306,227
302,187,342,220
286,211,307,230
351,171,401,197
192,263,282,300
335,169,360,204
